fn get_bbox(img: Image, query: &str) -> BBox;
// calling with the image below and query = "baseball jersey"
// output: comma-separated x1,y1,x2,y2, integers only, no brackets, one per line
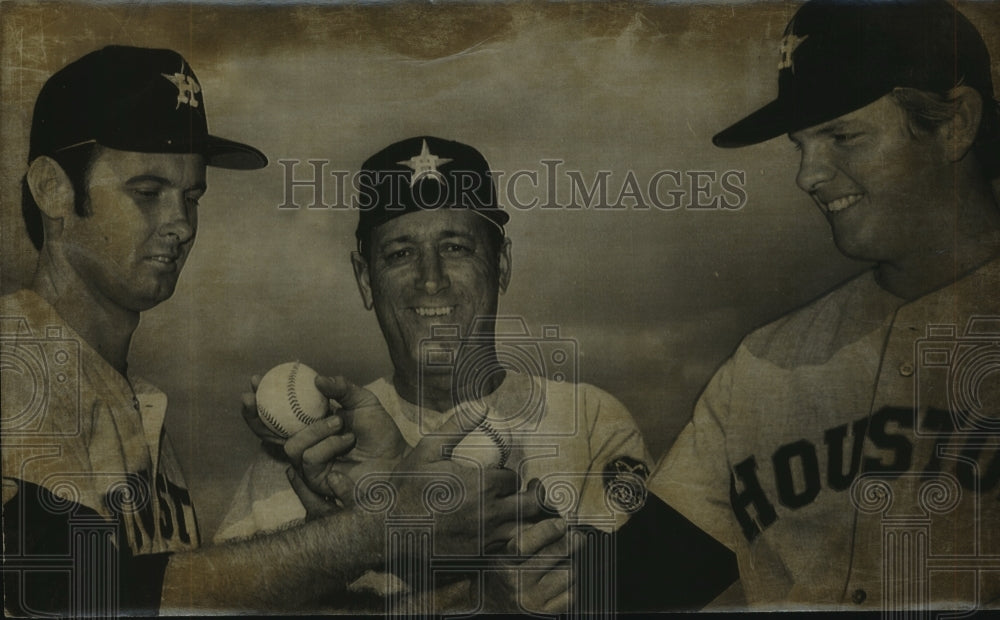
649,261,1000,610
217,371,651,541
2,290,199,615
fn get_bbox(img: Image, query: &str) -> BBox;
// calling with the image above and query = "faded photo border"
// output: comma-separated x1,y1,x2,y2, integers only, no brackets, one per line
3,0,1000,616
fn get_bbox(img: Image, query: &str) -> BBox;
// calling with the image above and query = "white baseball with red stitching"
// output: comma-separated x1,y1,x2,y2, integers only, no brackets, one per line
256,362,328,438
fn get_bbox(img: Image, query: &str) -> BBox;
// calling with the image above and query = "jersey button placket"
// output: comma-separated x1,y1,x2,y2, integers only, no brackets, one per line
898,361,914,377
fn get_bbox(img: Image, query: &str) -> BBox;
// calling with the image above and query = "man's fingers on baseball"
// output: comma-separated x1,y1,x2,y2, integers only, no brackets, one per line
301,432,356,468
413,408,489,464
524,478,550,507
241,391,257,412
486,493,541,542
241,392,285,444
250,419,285,445
283,415,345,463
314,375,378,410
240,393,259,425
250,374,261,392
513,485,547,524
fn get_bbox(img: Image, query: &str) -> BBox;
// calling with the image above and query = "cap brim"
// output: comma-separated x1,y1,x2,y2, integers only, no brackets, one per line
712,99,791,148
713,87,892,149
205,135,268,170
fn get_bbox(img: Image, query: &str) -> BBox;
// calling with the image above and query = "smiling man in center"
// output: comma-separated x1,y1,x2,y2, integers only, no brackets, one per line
220,136,652,613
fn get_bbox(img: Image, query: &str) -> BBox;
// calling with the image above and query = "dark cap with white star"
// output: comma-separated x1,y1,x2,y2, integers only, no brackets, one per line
29,45,267,169
355,136,509,252
713,0,998,148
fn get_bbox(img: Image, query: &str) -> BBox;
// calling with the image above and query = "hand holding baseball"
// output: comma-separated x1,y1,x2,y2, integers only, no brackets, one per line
240,375,285,447
388,409,545,557
485,508,578,615
283,375,407,505
448,404,513,470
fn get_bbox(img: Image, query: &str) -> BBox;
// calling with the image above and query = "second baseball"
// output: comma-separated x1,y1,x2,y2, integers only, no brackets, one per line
451,419,512,469
256,361,328,438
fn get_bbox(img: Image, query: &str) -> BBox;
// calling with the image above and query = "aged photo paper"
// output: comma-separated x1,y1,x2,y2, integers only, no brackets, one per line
3,0,999,615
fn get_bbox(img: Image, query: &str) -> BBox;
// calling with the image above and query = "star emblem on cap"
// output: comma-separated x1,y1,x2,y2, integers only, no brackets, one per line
397,139,453,187
161,64,202,109
778,33,808,72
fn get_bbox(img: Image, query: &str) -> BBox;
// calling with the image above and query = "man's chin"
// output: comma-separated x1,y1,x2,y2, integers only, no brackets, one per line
829,225,884,262
130,283,180,312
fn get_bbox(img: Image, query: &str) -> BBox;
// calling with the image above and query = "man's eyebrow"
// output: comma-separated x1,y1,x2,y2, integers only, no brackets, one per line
815,120,865,135
816,124,847,135
379,234,413,249
126,174,171,185
125,174,207,193
791,118,867,143
439,229,475,239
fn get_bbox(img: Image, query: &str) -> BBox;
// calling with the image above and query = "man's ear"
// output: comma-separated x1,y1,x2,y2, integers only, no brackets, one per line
26,156,75,220
939,86,983,163
498,237,512,294
351,251,374,310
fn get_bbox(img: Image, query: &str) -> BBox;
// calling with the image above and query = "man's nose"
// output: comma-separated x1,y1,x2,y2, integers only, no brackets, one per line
159,194,195,244
795,143,836,194
416,251,449,294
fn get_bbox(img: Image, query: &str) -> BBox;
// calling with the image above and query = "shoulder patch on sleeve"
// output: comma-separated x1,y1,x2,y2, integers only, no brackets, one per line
603,456,650,513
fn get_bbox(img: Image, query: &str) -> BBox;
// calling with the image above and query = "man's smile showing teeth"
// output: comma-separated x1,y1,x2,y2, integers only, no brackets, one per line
413,306,455,317
824,194,863,213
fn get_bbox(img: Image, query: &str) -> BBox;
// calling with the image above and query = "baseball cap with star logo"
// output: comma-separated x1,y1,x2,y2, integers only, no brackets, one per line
29,45,267,169
355,136,509,252
713,0,999,148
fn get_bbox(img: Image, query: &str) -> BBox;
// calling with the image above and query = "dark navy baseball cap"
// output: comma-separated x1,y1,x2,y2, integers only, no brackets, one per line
355,136,508,252
713,0,998,148
29,45,267,169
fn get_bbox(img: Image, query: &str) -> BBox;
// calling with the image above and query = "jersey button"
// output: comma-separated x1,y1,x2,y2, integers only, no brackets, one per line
898,362,914,377
851,589,867,604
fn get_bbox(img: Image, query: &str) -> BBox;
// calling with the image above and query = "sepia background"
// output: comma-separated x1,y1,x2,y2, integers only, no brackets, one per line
2,0,998,541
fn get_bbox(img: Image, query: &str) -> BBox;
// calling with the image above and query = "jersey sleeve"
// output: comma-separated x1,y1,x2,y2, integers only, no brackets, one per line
2,477,171,616
573,383,653,530
647,355,741,551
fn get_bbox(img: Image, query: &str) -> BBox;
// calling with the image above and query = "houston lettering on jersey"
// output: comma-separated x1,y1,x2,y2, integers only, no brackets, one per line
730,407,1000,542
105,468,197,555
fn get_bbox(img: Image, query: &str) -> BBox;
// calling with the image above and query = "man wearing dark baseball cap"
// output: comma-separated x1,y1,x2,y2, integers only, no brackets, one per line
633,0,1000,611
221,136,653,614
2,48,524,615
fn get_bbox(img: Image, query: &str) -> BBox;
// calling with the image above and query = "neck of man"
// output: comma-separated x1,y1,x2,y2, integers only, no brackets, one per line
31,249,138,376
394,349,507,413
875,169,1000,301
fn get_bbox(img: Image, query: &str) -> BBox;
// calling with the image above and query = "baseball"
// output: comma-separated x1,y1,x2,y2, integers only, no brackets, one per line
451,419,512,469
256,362,328,438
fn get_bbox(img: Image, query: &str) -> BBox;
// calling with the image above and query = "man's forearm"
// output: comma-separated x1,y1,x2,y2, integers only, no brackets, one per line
161,508,386,612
